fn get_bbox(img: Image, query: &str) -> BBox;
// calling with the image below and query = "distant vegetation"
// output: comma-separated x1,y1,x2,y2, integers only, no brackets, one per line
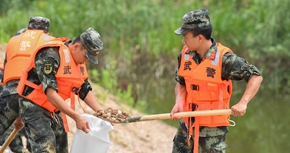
1,1,289,152
1,0,289,97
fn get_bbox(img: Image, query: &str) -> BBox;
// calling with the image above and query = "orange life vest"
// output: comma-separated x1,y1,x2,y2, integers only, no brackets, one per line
3,29,55,84
17,38,88,132
178,42,233,153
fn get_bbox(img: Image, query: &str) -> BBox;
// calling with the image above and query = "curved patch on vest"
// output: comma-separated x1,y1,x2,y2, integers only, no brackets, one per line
43,34,50,41
184,54,190,60
63,49,70,63
44,62,53,74
211,51,220,66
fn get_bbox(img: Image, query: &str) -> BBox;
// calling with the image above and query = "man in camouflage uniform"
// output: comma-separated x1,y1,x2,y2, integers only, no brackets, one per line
0,16,52,153
0,29,31,153
0,65,5,150
1,30,29,153
170,9,263,153
17,27,104,152
1,60,30,153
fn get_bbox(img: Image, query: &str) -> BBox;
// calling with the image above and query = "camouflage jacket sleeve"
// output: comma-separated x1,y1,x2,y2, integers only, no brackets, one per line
0,69,3,92
175,50,186,85
0,69,3,81
221,52,262,82
35,47,60,93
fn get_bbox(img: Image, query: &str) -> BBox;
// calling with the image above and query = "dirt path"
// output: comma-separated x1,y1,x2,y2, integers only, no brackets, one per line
0,44,178,153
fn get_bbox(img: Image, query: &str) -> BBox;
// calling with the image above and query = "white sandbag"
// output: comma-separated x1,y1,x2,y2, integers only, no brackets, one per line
70,114,114,153
0,146,12,153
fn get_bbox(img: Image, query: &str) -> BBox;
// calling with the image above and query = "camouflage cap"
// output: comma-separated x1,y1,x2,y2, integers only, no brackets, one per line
28,16,50,33
174,9,211,35
80,27,103,64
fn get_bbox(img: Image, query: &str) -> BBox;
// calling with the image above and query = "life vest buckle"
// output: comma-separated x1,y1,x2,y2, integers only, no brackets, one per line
190,84,199,91
50,112,60,125
72,87,80,94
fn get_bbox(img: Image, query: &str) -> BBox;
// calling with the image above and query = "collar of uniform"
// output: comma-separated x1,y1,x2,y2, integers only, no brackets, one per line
64,40,72,47
188,38,217,61
203,38,217,60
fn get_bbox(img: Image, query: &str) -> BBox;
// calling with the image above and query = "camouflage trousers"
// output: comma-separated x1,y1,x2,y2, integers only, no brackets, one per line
0,94,32,153
19,98,68,153
0,124,31,153
0,94,20,134
172,119,228,153
0,94,29,153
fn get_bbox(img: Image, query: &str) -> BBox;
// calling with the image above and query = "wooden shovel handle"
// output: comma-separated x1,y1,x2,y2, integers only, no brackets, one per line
122,109,232,123
0,128,19,153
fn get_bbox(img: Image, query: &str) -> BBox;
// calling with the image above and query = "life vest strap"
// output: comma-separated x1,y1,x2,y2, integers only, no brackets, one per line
77,95,86,113
70,92,75,110
187,117,192,146
50,112,69,132
187,104,194,146
24,80,41,90
70,91,86,113
193,117,200,153
61,112,70,132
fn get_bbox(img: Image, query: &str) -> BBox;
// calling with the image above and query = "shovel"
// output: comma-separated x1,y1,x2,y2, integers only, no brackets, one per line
98,109,232,123
0,128,19,153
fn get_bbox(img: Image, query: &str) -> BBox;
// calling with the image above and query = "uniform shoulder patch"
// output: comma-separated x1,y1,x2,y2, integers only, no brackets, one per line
44,61,53,74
